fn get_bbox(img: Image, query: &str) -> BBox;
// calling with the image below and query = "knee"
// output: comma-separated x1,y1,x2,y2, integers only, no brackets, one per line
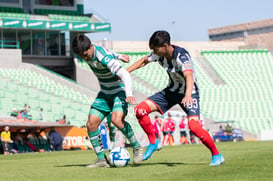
188,118,201,132
86,119,99,131
86,120,93,129
134,101,151,119
111,112,124,125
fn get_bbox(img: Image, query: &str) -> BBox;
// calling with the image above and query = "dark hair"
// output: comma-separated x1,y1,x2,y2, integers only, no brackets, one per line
149,30,171,49
72,34,91,55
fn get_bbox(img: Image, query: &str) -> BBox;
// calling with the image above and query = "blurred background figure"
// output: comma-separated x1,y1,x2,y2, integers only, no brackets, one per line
179,115,188,144
162,114,176,146
39,108,44,122
1,126,13,155
48,129,63,151
152,115,163,149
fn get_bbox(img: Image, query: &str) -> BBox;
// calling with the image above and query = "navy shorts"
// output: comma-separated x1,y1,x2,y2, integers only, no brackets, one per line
148,89,200,117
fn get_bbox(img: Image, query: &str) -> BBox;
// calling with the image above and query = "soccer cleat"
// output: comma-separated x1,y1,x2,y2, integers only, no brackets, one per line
86,159,110,168
133,146,143,164
104,154,111,166
143,139,159,161
156,140,162,151
209,153,224,166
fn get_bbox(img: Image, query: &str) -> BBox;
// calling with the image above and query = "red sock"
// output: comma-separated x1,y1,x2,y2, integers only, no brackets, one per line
188,119,219,155
135,102,156,144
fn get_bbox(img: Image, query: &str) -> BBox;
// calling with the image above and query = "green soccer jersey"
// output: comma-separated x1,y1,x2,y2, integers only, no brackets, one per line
86,43,125,96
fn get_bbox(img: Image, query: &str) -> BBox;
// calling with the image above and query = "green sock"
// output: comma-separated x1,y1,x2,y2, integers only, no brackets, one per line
109,125,116,142
106,114,116,142
120,120,140,148
88,129,105,160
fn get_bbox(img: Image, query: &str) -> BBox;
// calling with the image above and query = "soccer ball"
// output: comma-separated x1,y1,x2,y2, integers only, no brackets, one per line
109,147,130,167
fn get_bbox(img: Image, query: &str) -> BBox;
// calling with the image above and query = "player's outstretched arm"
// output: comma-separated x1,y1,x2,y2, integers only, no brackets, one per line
126,56,148,73
116,67,135,104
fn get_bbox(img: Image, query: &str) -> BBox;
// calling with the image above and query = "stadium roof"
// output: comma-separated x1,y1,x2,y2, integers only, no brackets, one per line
208,18,273,35
0,12,111,32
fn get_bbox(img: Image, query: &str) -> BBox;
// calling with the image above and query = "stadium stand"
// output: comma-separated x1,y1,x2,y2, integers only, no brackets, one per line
0,68,95,127
200,49,273,134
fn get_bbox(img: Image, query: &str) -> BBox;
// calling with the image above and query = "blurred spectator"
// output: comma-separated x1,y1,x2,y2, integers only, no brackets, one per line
179,115,188,144
24,134,44,152
39,108,44,122
10,108,18,117
152,115,163,149
10,141,18,154
21,109,28,119
219,125,224,132
21,104,32,120
1,126,13,155
48,129,63,151
162,113,176,146
189,130,197,144
27,105,32,120
16,110,23,119
225,124,233,133
59,115,67,125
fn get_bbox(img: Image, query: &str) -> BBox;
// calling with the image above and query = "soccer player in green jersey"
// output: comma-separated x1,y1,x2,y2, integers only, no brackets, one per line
72,34,143,168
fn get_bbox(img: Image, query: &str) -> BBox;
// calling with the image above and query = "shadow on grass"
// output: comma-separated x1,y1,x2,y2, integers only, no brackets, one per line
56,161,206,168
55,164,88,167
131,161,207,167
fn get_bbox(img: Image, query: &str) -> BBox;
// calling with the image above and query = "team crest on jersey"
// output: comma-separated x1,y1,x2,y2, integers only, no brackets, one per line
89,60,104,69
104,56,111,62
184,60,191,69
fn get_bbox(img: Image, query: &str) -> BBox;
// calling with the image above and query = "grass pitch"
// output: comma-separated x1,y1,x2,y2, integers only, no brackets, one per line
1,141,273,181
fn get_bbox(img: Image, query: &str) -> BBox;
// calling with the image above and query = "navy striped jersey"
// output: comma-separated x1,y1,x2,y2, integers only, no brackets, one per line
85,43,126,95
147,45,199,94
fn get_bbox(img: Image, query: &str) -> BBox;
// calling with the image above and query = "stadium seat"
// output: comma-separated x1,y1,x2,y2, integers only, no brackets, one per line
201,50,273,134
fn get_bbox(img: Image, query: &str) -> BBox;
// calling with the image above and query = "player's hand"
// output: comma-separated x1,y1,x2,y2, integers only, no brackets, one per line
181,94,193,107
126,96,136,105
120,54,130,63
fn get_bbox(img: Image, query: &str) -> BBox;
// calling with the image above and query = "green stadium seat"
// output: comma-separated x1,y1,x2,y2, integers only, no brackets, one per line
201,50,273,134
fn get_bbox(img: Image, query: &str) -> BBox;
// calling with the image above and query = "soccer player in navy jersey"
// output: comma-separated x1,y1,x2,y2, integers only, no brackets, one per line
127,30,224,166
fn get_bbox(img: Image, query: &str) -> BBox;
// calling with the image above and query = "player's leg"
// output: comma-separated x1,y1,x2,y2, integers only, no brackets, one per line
106,113,116,144
135,99,161,160
3,142,10,155
135,99,159,144
111,111,140,148
86,94,111,168
181,93,224,166
162,131,167,146
138,90,177,160
86,110,110,168
188,116,224,165
111,92,143,164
